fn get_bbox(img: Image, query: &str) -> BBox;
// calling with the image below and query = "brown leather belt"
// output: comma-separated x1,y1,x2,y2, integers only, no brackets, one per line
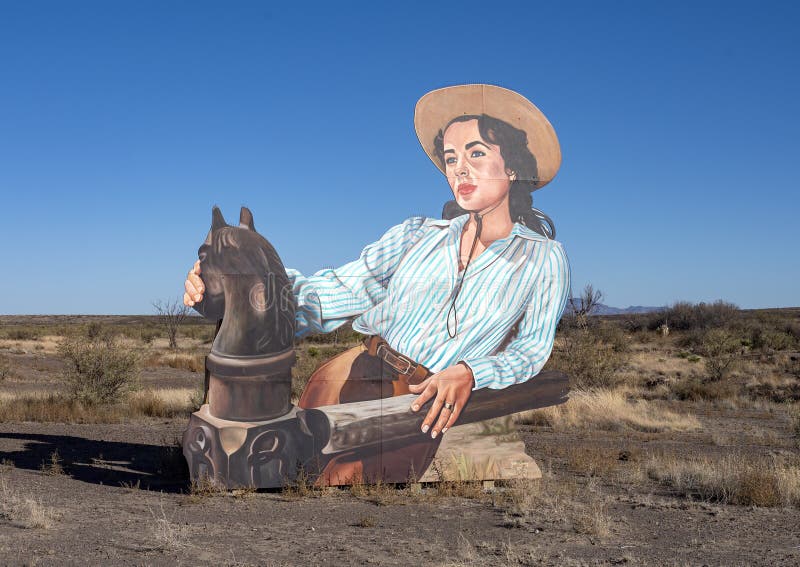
362,335,432,385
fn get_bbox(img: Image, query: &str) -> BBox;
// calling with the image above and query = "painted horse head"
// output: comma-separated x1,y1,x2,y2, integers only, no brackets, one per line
194,206,296,358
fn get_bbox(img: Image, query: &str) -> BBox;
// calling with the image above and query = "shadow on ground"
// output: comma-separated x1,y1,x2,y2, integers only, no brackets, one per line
0,432,189,493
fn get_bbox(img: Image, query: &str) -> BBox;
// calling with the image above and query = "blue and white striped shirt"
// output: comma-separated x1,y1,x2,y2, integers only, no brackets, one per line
285,213,571,390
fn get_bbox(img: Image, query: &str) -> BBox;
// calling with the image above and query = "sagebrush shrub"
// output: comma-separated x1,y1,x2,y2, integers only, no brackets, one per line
701,329,742,382
58,335,140,404
547,324,629,389
648,300,739,331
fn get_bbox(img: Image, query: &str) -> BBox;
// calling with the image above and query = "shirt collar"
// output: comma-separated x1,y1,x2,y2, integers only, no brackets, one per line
426,214,547,242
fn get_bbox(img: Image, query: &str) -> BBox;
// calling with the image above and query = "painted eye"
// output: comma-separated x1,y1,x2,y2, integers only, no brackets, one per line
471,150,485,158
445,157,457,165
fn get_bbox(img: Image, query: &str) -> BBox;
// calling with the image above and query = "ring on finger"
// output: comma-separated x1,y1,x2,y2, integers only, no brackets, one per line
443,401,455,411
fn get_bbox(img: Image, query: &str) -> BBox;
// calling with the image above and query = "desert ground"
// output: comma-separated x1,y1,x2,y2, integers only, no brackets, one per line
0,305,798,566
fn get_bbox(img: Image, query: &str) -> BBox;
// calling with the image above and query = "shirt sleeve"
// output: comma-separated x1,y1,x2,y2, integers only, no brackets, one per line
459,240,571,390
285,216,429,339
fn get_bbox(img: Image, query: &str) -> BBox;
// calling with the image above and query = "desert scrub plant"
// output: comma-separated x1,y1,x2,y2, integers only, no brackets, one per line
671,375,739,401
747,326,796,352
85,321,105,340
647,300,740,332
139,329,159,345
180,324,215,342
701,328,742,381
58,334,140,404
0,354,13,381
40,450,64,476
547,325,630,389
3,327,41,341
152,298,190,349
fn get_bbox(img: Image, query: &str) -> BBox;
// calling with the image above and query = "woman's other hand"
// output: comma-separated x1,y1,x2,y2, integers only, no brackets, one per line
183,259,205,307
408,362,474,438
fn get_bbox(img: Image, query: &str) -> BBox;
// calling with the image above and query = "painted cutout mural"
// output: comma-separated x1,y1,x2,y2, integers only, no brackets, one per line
182,84,572,488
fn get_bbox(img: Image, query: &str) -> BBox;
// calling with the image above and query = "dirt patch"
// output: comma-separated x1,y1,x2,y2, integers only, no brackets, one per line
0,416,797,566
0,314,798,565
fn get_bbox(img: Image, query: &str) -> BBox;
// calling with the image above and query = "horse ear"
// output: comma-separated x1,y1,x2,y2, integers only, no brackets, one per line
212,206,228,230
239,207,255,231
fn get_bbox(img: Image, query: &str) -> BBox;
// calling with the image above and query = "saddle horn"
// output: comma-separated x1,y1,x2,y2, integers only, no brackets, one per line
239,207,255,231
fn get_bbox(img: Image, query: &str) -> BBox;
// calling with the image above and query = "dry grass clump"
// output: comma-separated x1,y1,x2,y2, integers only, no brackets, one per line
350,477,407,505
0,478,58,529
0,389,196,423
281,466,321,500
647,453,800,507
0,393,120,423
145,351,205,373
231,485,257,499
561,444,633,477
150,501,187,550
354,514,377,527
40,450,64,476
492,476,611,537
433,453,500,484
188,474,228,500
129,388,198,417
517,388,701,433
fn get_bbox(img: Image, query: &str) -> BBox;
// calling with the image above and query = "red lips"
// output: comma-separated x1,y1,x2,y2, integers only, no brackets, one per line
458,183,477,195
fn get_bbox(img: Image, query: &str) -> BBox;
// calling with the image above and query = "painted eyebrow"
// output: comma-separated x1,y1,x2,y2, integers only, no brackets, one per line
443,141,491,154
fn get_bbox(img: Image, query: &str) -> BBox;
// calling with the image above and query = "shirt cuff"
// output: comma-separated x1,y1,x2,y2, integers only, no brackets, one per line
458,357,496,390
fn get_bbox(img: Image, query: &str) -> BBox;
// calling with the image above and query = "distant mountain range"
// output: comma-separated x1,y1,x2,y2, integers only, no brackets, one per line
566,301,663,316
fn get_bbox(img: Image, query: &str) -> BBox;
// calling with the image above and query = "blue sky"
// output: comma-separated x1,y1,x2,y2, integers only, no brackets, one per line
1,0,798,314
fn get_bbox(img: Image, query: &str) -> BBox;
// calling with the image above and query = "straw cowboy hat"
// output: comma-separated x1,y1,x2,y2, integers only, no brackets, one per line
414,84,561,189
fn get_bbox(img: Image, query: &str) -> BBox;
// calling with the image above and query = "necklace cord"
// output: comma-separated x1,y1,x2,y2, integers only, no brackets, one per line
447,212,483,338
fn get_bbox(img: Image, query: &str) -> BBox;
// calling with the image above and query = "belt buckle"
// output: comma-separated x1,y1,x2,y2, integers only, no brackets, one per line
377,344,413,375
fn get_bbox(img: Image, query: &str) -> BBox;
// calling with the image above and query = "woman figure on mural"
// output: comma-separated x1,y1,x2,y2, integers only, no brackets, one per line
183,84,570,484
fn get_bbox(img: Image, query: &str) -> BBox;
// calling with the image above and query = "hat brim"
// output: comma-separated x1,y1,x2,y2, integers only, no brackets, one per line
414,84,561,189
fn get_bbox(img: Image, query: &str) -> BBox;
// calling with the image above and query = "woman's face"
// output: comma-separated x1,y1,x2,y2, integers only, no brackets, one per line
442,119,514,213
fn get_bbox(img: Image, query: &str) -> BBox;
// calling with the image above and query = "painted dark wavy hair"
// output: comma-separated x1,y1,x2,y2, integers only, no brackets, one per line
433,114,556,239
